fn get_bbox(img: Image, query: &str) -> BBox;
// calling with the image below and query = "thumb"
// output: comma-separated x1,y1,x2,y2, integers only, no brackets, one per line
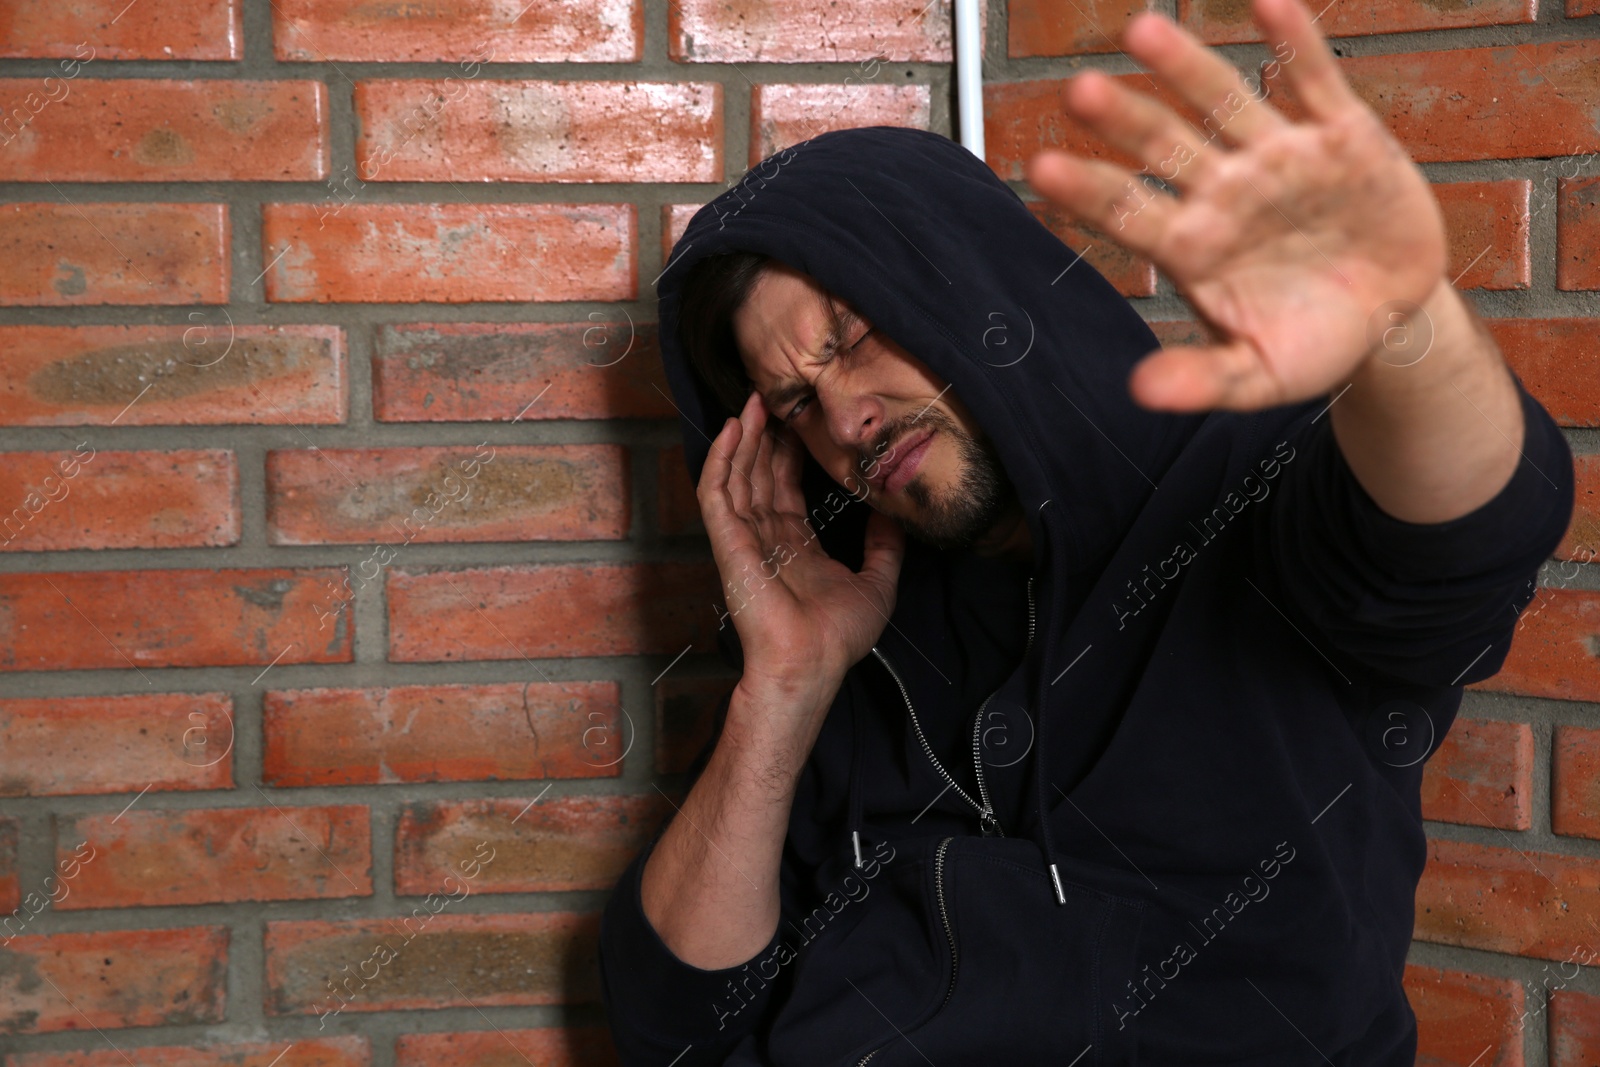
857,507,905,596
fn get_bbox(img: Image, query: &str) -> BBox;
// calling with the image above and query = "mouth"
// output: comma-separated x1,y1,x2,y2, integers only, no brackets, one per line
867,428,936,495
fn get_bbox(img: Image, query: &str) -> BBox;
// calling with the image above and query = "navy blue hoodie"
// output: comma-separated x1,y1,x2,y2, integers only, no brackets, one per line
598,126,1575,1066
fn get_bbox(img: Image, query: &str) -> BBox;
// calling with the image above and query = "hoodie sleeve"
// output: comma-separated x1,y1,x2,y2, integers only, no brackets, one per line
1255,372,1576,688
598,686,788,1065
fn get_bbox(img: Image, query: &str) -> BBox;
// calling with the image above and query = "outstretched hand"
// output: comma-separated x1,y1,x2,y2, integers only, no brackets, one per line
1025,0,1448,413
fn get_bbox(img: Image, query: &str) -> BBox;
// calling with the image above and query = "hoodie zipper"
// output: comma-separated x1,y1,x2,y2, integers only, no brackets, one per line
854,835,958,1067
869,578,1035,839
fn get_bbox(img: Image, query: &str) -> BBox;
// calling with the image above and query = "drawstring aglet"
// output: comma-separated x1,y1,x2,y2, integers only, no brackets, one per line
852,830,864,869
1048,863,1067,905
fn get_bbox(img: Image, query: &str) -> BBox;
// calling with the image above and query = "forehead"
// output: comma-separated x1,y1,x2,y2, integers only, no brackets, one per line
730,265,842,388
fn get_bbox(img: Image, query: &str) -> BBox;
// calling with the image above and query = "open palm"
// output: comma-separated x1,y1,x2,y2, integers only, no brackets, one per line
1026,0,1449,413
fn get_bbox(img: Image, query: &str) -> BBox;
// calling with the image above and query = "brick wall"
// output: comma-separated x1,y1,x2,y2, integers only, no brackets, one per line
0,0,1594,1065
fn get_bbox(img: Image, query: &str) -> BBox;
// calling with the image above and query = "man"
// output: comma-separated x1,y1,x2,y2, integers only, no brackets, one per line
598,0,1575,1062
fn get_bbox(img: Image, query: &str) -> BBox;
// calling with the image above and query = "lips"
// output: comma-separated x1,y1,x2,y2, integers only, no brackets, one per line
868,428,935,494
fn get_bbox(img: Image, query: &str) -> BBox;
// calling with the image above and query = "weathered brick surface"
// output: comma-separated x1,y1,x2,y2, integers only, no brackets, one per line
54,805,372,909
1009,0,1153,56
0,692,234,796
662,204,699,264
267,445,628,544
1436,180,1531,291
0,325,346,427
262,683,624,787
0,203,228,306
749,84,931,167
394,794,674,895
0,569,353,671
394,1028,618,1067
1558,177,1600,291
1177,0,1534,44
0,0,241,60
386,562,719,663
1415,839,1600,963
371,322,672,423
355,81,721,183
7,1037,371,1067
669,0,980,62
261,204,635,304
1553,725,1600,841
1552,991,1600,1067
0,816,17,916
0,927,228,1034
0,449,239,551
0,80,327,182
1420,717,1533,831
1486,319,1600,428
1468,589,1600,705
1561,453,1598,561
273,0,640,61
655,675,729,774
263,912,601,1015
1403,963,1526,1067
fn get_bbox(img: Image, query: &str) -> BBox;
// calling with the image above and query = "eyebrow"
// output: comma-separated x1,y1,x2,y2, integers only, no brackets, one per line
762,304,859,418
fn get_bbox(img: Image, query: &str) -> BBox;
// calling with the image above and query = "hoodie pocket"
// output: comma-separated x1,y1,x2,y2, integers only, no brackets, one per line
863,835,1147,1067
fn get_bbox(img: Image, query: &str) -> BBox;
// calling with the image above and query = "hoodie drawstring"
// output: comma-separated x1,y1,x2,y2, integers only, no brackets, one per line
848,681,867,869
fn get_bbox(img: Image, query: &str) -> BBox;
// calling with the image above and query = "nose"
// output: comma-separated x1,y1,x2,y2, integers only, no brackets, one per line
819,376,886,459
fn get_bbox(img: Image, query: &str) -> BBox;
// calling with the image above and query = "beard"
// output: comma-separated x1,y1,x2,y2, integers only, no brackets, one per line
862,407,1016,552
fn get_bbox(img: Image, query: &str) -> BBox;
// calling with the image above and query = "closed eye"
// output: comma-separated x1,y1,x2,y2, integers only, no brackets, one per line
782,323,874,424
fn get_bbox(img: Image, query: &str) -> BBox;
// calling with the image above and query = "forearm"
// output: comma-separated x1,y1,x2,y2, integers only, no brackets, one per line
1329,277,1524,524
639,678,837,970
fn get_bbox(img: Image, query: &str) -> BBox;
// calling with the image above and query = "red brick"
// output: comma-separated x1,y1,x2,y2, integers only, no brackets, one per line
395,1027,618,1067
0,81,327,182
1403,963,1526,1067
0,816,17,916
1485,318,1600,428
1420,717,1533,831
670,0,982,62
395,794,673,895
55,805,371,910
263,683,625,787
0,449,238,552
1560,454,1599,562
1026,202,1158,298
262,204,634,304
1571,0,1600,15
657,445,703,537
0,203,227,307
371,322,672,423
264,912,600,1015
0,927,227,1034
662,203,699,264
0,569,353,672
1558,177,1600,291
1552,990,1600,1067
1010,0,1155,57
1436,180,1531,291
267,445,627,545
0,0,241,60
355,81,720,183
1415,838,1600,964
1554,725,1600,841
1468,589,1600,705
1178,0,1533,44
387,562,719,663
0,325,346,427
273,0,640,61
656,676,729,773
984,42,1600,176
749,84,930,167
7,1036,371,1067
0,693,234,797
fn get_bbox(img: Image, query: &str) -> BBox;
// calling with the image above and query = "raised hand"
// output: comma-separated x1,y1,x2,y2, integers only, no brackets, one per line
699,390,906,719
1025,0,1449,414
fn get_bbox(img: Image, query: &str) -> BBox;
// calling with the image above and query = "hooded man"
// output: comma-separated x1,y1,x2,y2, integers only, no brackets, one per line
598,0,1576,1062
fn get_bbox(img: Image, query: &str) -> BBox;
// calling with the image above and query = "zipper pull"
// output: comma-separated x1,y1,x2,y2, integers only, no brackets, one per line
979,810,1004,838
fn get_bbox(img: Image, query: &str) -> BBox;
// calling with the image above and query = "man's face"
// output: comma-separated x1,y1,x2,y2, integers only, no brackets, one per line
730,262,1017,551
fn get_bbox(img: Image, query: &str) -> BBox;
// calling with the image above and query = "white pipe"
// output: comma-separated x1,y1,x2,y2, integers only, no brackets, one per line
954,0,984,160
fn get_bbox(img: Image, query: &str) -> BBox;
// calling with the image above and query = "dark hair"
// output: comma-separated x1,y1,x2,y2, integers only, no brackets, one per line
676,249,773,416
